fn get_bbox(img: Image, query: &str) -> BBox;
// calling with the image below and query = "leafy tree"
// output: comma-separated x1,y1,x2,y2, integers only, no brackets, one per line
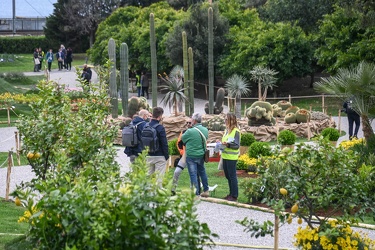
120,0,162,7
224,74,251,119
167,0,204,10
165,2,229,80
258,0,335,33
90,2,186,72
315,61,375,141
218,9,313,85
44,0,89,52
315,6,375,73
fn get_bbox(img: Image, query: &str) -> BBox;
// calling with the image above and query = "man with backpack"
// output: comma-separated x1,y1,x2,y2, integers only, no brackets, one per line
141,107,169,186
123,109,150,163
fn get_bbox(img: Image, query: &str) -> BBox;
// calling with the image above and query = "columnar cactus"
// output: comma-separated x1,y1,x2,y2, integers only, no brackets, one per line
128,96,140,118
182,31,190,116
120,43,129,117
150,13,157,108
208,7,214,114
188,47,194,115
108,38,118,118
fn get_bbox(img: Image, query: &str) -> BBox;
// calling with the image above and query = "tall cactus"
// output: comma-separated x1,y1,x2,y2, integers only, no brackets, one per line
150,13,157,108
188,47,194,114
108,38,118,118
208,7,214,114
120,43,129,117
182,31,189,116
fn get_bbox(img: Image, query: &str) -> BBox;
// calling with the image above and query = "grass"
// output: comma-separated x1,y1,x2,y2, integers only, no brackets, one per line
0,54,89,74
0,199,28,250
0,152,29,167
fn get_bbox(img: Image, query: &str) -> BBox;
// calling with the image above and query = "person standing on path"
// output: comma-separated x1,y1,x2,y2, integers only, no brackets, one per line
45,49,54,72
33,48,40,72
141,71,149,99
182,113,210,197
135,71,141,97
66,47,73,71
343,99,360,139
124,109,150,163
56,48,64,71
220,113,241,202
144,107,169,187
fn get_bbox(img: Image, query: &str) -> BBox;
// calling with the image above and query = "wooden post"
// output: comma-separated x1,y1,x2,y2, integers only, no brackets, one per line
338,109,341,133
274,215,279,250
288,94,291,103
7,107,11,126
5,151,13,200
322,94,325,113
310,104,312,112
243,104,247,120
307,120,311,141
275,117,279,136
15,131,20,165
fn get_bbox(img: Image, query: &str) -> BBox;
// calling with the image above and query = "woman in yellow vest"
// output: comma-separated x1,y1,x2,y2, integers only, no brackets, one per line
220,113,241,202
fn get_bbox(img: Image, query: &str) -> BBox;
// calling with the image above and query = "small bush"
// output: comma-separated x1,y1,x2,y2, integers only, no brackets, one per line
277,130,296,145
168,138,180,155
241,133,256,146
248,142,272,158
321,127,340,141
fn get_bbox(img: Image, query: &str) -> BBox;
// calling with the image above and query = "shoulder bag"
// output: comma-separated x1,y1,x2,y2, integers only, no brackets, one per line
194,127,210,163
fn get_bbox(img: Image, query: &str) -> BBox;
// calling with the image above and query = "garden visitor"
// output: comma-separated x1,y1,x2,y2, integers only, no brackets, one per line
56,48,64,71
144,107,169,187
33,48,40,72
83,64,92,83
343,99,360,139
60,44,67,69
66,47,73,71
182,113,210,197
220,113,241,202
135,71,141,97
124,109,150,163
171,119,202,195
38,48,44,71
141,71,149,99
45,49,54,72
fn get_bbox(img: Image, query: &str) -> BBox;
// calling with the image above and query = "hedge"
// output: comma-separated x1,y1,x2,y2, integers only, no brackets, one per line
0,36,51,54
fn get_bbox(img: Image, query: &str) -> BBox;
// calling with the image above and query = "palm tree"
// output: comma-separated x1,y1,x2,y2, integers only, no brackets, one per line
159,65,188,116
249,66,278,101
315,61,375,141
225,74,251,119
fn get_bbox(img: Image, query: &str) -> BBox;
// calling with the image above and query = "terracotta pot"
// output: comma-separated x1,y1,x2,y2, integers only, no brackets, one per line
330,141,337,147
281,144,295,150
239,146,249,155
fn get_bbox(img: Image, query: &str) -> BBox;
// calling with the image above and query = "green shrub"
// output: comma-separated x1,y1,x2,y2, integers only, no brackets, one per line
241,133,256,146
239,177,264,203
277,130,296,145
321,127,340,141
248,142,272,158
168,138,180,155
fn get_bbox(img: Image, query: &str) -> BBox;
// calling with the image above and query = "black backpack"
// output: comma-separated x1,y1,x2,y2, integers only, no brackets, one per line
141,123,160,153
122,121,145,147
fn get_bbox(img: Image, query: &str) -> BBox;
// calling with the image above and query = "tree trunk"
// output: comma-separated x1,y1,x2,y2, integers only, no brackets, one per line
361,114,374,141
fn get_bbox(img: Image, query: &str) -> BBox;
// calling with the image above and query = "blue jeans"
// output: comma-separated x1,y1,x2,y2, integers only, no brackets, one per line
137,87,141,97
223,159,238,198
186,156,209,195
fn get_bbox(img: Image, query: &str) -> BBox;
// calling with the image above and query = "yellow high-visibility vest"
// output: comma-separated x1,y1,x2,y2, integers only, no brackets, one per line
221,128,240,160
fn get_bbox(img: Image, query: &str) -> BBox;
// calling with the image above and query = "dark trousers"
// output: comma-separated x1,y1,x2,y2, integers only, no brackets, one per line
142,86,149,98
48,62,52,71
58,61,63,70
223,159,238,198
348,114,360,138
39,61,43,70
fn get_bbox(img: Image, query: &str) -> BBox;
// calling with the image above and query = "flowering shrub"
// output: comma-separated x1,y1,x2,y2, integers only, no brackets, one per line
237,154,258,171
294,220,375,250
0,92,40,108
339,137,365,150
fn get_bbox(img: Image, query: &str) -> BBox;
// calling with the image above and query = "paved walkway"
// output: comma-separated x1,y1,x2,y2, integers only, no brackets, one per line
1,69,374,249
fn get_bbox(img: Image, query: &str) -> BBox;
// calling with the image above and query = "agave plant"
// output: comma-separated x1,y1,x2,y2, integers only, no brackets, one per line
159,65,188,116
225,74,251,119
249,66,278,101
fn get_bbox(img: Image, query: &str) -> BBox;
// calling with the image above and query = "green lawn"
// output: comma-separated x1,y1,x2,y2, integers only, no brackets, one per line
0,199,28,250
0,152,29,167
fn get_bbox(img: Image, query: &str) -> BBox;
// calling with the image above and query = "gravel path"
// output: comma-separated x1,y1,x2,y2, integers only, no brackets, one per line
1,70,374,249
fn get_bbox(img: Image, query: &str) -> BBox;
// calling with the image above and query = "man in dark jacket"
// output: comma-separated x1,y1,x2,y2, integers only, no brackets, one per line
144,107,169,187
343,99,360,139
124,109,150,163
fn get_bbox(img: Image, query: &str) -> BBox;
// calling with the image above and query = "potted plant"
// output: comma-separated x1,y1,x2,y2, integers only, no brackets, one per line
321,127,340,146
248,141,272,158
277,129,296,150
240,133,256,155
167,138,180,169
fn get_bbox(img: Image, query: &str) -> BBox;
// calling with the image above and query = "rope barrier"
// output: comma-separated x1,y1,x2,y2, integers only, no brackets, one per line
0,156,8,168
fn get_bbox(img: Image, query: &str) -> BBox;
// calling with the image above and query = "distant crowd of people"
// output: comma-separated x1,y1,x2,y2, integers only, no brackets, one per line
33,44,73,72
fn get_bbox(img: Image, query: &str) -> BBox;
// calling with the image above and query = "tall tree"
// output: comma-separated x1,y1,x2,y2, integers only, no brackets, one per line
63,0,121,48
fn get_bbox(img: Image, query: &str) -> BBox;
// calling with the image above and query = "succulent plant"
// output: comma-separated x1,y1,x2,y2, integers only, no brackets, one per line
285,106,300,115
284,113,297,124
277,100,292,110
295,109,311,123
206,116,226,131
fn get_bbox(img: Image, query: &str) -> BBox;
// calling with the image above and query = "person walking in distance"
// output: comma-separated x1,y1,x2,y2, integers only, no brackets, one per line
141,71,149,99
56,48,64,71
182,113,210,197
142,107,169,187
220,113,241,202
33,48,40,72
343,98,361,139
45,49,54,72
66,47,73,71
38,48,44,71
124,109,150,163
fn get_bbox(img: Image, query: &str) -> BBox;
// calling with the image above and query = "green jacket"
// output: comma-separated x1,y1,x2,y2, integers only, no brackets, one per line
182,124,209,158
